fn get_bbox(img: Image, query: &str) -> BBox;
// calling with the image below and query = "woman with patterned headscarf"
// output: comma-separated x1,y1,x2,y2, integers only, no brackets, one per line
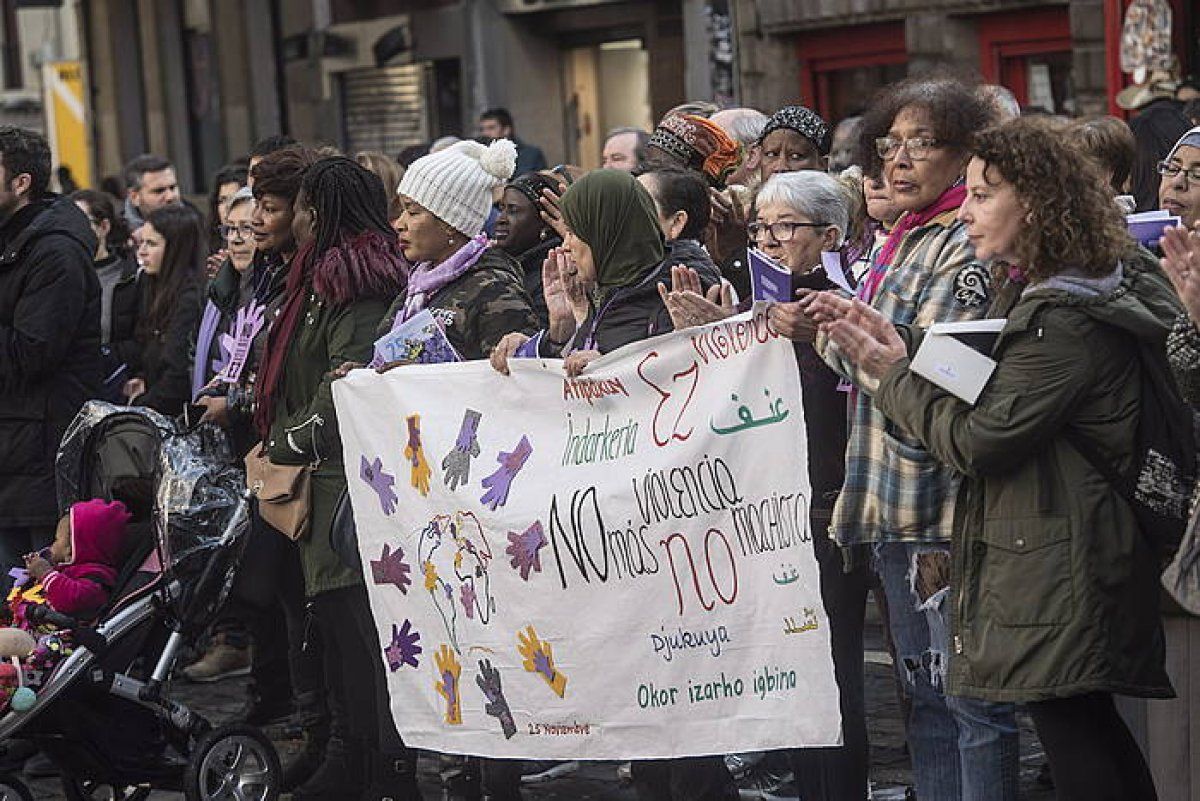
645,113,743,189
758,104,833,181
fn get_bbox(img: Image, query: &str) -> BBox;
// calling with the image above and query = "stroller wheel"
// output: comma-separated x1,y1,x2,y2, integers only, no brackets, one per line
0,772,32,801
184,723,280,801
61,778,151,801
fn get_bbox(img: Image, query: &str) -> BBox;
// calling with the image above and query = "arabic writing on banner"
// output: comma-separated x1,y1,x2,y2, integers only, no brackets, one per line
332,305,841,759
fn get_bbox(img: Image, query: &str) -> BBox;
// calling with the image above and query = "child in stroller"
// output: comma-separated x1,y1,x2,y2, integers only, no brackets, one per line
0,401,282,801
0,499,132,710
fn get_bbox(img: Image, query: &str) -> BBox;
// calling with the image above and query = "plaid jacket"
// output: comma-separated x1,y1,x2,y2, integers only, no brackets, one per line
819,209,993,546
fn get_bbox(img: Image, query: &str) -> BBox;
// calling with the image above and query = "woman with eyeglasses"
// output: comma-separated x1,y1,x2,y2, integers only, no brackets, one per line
1159,126,1200,230
71,189,141,402
741,170,874,800
192,187,260,436
796,77,1019,801
191,153,327,792
207,162,249,253
810,115,1181,801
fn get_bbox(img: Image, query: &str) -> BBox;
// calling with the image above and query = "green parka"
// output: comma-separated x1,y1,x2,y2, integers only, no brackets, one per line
266,291,393,596
874,258,1180,703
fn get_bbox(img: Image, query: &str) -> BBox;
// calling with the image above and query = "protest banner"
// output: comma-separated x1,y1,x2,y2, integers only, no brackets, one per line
332,306,841,759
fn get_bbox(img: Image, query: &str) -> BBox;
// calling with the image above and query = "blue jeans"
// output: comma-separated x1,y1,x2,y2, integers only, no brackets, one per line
876,542,1020,801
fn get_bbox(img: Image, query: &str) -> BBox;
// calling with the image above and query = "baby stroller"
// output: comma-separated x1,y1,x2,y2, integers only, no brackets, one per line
0,401,280,801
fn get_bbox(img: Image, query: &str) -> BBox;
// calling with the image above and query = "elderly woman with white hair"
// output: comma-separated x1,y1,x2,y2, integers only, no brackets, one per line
664,168,872,800
754,170,871,801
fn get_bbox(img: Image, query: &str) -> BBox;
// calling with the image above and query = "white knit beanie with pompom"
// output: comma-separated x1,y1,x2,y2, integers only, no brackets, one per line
397,138,517,238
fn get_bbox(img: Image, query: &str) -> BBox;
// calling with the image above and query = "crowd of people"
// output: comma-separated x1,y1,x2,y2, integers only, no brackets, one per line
0,71,1198,801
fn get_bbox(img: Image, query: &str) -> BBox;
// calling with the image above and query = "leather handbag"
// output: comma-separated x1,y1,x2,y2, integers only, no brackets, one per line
244,442,313,541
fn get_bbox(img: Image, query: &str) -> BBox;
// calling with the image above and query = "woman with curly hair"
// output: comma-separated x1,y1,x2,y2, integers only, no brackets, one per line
788,76,1018,801
811,115,1180,801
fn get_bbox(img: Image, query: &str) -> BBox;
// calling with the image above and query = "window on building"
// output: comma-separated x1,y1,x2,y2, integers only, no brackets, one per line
978,7,1075,115
794,23,907,125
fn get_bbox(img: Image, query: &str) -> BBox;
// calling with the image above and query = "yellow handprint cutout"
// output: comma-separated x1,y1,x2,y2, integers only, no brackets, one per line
434,644,463,724
404,414,432,496
517,625,567,698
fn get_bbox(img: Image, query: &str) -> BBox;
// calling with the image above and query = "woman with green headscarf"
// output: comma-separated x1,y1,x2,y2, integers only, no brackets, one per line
491,168,738,799
492,168,711,376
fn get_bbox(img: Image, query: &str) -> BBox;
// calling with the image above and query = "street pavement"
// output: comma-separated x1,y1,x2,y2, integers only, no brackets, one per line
14,606,1057,800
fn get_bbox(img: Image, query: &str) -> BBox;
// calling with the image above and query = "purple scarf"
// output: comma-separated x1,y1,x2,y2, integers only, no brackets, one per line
395,234,489,326
191,300,222,401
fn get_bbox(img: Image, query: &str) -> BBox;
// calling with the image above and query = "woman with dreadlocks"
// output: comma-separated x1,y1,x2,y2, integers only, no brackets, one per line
253,156,415,801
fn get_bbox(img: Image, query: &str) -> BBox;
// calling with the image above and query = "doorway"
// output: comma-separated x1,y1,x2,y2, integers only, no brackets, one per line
562,39,652,170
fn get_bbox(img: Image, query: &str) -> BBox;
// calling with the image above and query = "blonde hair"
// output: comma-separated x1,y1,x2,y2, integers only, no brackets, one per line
355,151,403,221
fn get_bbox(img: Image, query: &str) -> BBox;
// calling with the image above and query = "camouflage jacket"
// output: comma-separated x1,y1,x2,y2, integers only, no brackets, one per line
380,247,540,361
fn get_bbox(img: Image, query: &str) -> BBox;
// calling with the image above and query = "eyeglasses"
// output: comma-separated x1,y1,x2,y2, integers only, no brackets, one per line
1157,160,1200,184
875,136,943,161
221,223,255,240
747,221,828,242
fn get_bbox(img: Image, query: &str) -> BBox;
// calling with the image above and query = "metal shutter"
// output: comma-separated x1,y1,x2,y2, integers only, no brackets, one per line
340,63,431,155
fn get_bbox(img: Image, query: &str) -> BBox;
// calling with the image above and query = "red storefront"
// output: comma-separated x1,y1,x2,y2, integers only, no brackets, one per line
788,1,1195,122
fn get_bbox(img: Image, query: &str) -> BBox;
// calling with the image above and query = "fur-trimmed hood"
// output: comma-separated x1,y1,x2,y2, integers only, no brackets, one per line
309,229,408,307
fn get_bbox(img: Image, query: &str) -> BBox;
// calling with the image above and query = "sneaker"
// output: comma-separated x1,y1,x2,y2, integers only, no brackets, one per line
520,761,580,784
181,636,251,683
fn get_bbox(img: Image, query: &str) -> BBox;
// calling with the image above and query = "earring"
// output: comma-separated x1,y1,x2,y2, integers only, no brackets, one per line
539,229,548,241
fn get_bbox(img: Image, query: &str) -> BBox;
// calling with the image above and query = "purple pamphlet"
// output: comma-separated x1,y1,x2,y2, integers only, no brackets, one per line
1127,210,1181,250
749,248,791,302
370,309,462,368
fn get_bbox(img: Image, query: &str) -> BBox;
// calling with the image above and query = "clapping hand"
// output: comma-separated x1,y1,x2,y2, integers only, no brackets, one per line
820,296,907,382
1162,225,1200,323
656,265,735,330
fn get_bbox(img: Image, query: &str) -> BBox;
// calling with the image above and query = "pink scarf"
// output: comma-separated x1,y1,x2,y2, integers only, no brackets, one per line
858,183,967,304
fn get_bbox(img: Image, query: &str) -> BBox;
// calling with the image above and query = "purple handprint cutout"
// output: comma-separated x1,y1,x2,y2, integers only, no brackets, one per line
360,455,398,515
460,582,477,619
479,435,533,511
215,301,267,384
533,650,554,680
505,521,547,581
371,543,412,594
384,619,422,671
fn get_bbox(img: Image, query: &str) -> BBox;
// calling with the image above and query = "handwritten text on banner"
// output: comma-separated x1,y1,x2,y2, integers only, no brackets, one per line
333,307,841,759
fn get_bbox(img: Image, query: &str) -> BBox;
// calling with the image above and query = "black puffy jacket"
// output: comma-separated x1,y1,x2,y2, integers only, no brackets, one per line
0,196,101,527
133,270,201,416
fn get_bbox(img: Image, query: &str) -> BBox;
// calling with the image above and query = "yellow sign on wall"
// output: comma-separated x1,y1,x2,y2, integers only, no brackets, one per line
42,61,92,190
